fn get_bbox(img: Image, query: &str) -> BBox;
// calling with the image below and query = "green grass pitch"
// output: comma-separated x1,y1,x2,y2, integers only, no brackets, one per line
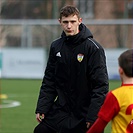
0,79,121,133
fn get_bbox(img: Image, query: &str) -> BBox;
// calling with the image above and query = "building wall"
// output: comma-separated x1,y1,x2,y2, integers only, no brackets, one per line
0,0,132,48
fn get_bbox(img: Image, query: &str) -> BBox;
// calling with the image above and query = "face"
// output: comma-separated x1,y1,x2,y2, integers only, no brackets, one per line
59,15,82,36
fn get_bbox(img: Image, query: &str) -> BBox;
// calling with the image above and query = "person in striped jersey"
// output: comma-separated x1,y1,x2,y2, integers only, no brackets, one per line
87,49,133,133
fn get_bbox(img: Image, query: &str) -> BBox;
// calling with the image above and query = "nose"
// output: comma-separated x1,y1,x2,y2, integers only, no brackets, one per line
67,22,71,28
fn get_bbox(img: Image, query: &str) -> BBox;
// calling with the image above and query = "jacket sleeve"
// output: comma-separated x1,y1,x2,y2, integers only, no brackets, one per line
35,44,57,115
86,41,109,123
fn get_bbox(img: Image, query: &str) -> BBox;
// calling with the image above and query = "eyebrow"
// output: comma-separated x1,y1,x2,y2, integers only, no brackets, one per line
62,20,77,23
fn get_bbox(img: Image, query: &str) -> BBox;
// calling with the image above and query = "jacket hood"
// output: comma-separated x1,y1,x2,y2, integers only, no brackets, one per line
61,23,93,45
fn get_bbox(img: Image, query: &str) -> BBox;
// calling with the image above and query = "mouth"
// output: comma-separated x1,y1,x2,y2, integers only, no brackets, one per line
66,30,73,33
65,30,74,36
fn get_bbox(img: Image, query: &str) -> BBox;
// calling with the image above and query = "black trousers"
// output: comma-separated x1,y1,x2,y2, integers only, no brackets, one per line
33,117,88,133
34,122,56,133
33,120,105,133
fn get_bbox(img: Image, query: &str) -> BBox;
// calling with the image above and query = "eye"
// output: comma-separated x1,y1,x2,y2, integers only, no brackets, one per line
71,21,76,23
63,21,68,24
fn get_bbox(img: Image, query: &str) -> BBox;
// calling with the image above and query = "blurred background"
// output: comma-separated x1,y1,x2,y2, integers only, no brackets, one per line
0,0,133,79
0,0,133,80
0,0,133,48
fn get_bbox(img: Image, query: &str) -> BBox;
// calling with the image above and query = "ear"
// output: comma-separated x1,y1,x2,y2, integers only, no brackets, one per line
119,66,123,75
58,18,61,23
79,18,82,25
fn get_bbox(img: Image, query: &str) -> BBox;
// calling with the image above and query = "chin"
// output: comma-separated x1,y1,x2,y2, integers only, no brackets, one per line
66,33,74,36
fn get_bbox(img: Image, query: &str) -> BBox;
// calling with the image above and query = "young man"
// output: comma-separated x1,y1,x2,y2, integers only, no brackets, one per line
87,49,133,133
34,5,108,133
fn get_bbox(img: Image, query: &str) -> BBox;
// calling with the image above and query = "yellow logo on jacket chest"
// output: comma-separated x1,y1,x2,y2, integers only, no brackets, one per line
77,54,84,62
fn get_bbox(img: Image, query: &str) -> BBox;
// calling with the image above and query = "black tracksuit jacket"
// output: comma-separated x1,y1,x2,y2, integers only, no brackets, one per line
35,23,109,129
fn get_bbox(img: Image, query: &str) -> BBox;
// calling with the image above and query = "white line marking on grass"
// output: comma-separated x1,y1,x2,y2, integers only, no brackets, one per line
0,100,21,108
0,130,31,133
8,94,37,98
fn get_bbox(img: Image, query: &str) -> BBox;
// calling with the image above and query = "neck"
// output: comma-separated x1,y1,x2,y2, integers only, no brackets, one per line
122,77,133,84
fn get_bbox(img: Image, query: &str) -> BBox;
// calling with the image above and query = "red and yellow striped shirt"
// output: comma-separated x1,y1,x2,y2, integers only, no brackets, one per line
98,84,133,133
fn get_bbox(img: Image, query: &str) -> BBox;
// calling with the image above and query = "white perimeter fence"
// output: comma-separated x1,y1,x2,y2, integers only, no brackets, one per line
0,19,132,79
0,48,128,80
